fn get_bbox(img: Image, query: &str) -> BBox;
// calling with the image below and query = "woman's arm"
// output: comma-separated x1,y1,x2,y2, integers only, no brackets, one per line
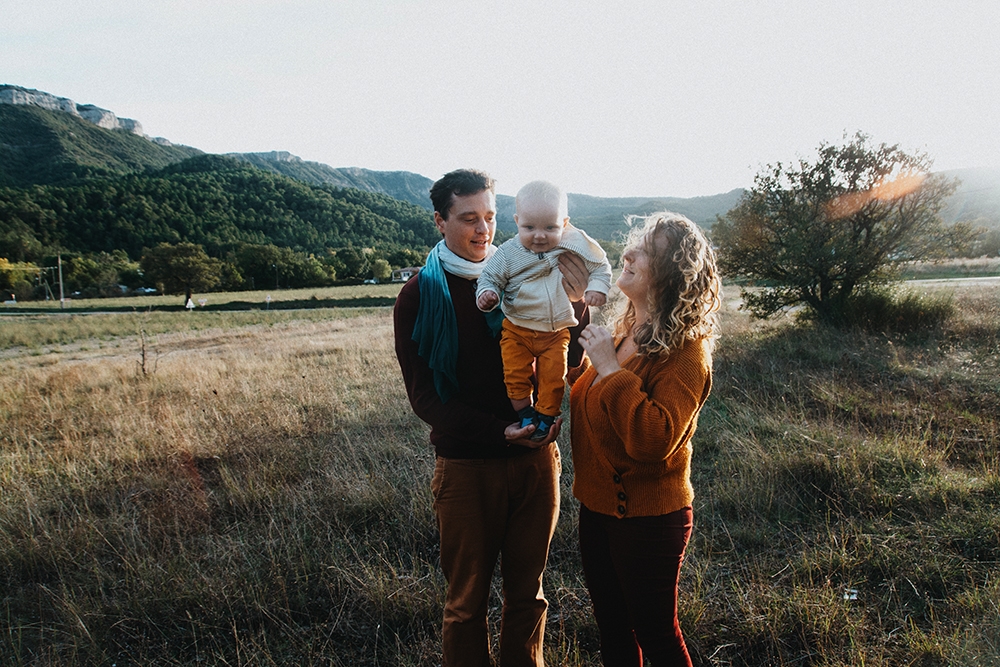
590,340,712,463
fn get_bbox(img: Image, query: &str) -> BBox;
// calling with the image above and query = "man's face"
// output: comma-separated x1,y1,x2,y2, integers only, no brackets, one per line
434,190,497,262
514,202,567,254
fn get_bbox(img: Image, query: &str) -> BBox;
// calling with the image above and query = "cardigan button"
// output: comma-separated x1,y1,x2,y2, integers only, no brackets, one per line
617,505,626,515
617,491,627,501
613,474,622,484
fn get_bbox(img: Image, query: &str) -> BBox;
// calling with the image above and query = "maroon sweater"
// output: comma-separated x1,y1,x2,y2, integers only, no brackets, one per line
393,269,588,459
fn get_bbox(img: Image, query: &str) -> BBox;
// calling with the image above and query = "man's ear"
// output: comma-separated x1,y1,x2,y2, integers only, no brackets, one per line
434,211,447,234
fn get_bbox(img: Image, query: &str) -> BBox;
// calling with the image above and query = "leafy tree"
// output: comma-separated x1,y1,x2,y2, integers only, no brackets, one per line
234,243,289,291
333,246,369,280
713,133,965,323
140,242,222,303
966,221,1000,258
385,247,426,269
0,258,38,300
322,250,345,282
232,243,332,290
217,261,244,292
57,250,140,297
370,258,392,282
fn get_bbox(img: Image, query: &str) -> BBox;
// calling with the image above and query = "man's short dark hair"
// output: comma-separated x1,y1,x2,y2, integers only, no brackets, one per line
429,169,495,220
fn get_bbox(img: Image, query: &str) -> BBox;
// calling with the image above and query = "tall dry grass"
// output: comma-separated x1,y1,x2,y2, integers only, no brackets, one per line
2,310,443,665
2,285,998,665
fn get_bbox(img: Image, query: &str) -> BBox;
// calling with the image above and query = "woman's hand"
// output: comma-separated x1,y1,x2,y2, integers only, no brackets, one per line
557,252,588,302
578,324,620,382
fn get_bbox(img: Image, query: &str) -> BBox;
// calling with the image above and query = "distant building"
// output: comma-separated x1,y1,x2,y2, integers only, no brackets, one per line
391,267,421,283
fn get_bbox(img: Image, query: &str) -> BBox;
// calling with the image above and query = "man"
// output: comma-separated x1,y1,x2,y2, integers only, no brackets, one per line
393,169,589,666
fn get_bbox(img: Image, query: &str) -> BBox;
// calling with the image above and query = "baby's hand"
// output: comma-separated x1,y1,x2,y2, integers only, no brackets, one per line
584,291,607,307
477,290,500,311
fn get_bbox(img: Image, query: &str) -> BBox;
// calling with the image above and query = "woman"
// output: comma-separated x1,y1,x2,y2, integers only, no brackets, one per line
571,212,721,666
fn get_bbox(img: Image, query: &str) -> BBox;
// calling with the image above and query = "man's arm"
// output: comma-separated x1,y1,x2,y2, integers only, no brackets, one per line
558,252,590,302
393,279,511,447
567,299,590,369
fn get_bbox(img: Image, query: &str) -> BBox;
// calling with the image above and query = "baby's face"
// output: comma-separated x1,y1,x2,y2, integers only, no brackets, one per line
515,204,566,254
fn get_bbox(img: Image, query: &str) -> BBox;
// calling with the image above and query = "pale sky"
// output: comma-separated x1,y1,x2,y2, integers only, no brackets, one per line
3,0,999,198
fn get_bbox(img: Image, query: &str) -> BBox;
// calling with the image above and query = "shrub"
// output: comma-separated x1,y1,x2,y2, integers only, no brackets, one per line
819,287,955,334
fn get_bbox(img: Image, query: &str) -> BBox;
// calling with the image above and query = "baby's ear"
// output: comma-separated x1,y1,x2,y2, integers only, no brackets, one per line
563,217,570,226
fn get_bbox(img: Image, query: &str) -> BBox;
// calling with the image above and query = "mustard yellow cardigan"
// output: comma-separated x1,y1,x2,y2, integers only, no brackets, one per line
569,337,713,518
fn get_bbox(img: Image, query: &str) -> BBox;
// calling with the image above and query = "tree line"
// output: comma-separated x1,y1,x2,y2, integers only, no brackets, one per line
0,155,436,299
3,133,992,329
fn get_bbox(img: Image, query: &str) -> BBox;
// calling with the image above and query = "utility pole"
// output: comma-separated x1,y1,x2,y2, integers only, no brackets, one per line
58,253,65,309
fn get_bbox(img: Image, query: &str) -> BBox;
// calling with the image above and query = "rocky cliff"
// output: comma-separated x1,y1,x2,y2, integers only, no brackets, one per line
0,84,171,144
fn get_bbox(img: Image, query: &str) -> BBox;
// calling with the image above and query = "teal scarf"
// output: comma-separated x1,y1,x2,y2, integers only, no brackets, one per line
413,241,503,403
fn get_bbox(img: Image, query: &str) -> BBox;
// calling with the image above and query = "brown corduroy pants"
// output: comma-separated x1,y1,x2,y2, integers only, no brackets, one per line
431,444,561,667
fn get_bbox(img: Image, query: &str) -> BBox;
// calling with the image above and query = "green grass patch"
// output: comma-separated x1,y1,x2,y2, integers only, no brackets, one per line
898,258,1000,281
0,283,404,313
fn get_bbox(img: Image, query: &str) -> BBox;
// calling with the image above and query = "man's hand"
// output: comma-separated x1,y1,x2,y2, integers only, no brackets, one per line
477,289,499,311
557,253,588,302
584,291,607,307
504,417,563,449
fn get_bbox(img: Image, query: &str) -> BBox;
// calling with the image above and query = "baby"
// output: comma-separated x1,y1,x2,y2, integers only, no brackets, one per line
477,180,612,440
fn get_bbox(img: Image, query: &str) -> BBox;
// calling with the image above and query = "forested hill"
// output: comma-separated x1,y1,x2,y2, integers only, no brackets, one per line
0,89,776,246
0,104,201,187
505,190,745,239
227,152,436,210
226,153,746,239
0,154,439,262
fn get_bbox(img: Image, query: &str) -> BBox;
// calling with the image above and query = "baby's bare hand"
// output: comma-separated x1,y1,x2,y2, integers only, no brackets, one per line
477,290,499,311
584,291,607,307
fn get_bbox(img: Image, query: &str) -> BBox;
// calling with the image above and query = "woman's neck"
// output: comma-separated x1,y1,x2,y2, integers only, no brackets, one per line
630,306,650,336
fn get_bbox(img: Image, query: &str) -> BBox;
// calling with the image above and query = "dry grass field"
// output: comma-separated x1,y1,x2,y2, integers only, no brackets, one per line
1,283,998,665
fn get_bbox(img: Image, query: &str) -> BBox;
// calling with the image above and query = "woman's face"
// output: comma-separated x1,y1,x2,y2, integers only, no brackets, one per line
615,237,653,304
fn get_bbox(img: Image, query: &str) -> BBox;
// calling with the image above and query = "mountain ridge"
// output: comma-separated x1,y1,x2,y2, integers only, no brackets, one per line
3,84,998,244
226,151,437,211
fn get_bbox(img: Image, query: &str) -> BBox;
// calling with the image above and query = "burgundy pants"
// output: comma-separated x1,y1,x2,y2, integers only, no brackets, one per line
579,504,693,667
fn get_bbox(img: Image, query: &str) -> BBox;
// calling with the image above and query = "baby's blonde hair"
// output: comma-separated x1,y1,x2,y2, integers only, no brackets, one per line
515,180,569,220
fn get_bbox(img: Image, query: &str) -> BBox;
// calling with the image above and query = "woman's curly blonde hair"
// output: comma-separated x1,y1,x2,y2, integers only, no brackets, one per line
612,212,722,356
